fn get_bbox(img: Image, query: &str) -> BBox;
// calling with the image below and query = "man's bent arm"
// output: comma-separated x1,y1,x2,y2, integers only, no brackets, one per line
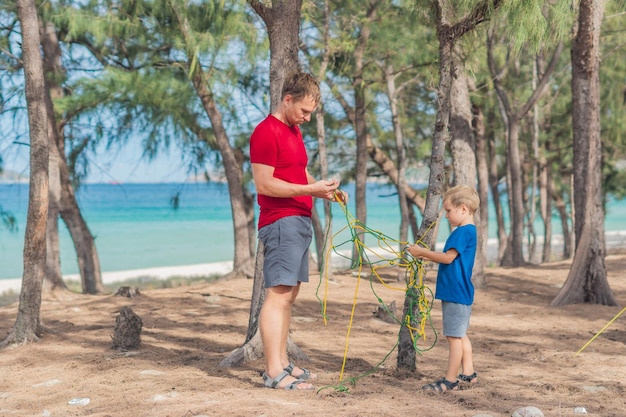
252,163,338,200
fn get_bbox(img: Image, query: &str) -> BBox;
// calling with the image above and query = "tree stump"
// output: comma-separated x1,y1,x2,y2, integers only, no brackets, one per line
373,300,398,323
114,286,141,298
111,306,142,350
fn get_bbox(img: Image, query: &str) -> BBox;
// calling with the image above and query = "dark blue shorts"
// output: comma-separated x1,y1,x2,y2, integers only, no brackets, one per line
258,216,312,288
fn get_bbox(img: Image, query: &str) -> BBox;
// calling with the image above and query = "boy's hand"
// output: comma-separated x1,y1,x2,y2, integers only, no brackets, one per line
407,244,427,259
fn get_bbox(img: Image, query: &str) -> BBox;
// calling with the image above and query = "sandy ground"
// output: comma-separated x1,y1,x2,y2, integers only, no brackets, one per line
1,252,625,417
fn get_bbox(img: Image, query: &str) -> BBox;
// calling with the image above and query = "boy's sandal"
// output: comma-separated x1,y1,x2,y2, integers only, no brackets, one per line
458,371,478,387
422,378,459,393
284,361,317,381
262,370,315,391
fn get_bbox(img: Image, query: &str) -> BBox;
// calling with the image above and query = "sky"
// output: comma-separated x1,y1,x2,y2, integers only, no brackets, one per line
2,138,193,184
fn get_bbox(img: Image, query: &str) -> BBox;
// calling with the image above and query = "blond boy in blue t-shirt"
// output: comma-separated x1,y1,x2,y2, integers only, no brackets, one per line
407,185,480,393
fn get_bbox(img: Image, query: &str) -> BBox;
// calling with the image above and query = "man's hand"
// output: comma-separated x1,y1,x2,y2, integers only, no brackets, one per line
310,178,340,200
333,190,348,204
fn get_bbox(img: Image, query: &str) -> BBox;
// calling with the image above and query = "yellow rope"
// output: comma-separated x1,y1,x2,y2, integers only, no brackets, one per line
318,193,438,385
574,305,626,357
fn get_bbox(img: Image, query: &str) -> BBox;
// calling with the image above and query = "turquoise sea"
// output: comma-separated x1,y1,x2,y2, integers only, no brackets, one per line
1,182,625,280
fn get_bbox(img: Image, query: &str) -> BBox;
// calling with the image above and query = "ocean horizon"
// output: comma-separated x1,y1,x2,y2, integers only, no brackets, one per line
1,182,625,283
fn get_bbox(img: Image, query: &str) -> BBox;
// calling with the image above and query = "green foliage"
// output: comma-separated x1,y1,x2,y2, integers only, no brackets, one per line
497,0,572,54
302,0,439,182
35,0,265,183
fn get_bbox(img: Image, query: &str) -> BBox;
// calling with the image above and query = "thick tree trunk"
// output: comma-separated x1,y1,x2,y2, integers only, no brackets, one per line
551,0,615,307
41,19,102,293
255,0,303,112
41,20,66,291
3,0,49,346
220,0,308,367
449,61,485,286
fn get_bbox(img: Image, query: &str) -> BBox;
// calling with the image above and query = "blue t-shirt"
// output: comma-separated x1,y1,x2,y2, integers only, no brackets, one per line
435,224,477,305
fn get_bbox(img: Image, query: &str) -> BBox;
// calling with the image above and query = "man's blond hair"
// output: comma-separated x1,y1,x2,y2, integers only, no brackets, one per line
444,185,480,214
281,72,321,104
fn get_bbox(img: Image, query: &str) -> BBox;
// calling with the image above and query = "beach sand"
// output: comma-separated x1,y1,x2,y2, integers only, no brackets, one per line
0,252,625,416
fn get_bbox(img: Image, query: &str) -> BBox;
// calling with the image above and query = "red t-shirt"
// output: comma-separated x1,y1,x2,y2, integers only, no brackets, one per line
250,115,312,229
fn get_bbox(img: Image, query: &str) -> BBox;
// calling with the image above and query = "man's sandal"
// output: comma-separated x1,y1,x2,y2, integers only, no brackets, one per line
262,370,315,391
422,378,459,393
458,372,478,388
284,361,317,381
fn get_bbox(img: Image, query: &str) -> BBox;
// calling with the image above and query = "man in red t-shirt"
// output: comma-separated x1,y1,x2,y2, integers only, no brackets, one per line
250,72,346,391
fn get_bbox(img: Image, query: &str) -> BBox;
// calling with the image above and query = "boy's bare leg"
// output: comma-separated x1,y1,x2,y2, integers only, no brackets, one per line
460,335,476,381
445,336,464,384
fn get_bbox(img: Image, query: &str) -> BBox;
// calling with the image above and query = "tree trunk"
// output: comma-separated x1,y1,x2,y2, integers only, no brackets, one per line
253,0,303,111
552,184,572,259
170,3,255,279
539,155,552,263
551,0,615,307
40,20,66,291
380,63,411,281
3,0,49,346
219,0,309,367
397,0,505,370
449,58,484,286
398,31,453,371
41,18,103,293
351,12,373,263
59,176,104,294
473,103,489,285
488,33,564,267
220,241,266,366
501,121,526,266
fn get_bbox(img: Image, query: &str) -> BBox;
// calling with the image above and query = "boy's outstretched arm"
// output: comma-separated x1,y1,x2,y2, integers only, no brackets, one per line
407,245,458,265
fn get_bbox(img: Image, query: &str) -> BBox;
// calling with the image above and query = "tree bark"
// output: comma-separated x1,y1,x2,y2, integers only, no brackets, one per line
219,0,309,367
3,0,49,346
41,20,66,291
449,54,485,286
398,28,453,372
473,104,489,286
397,0,504,371
551,0,615,307
169,4,255,279
41,19,103,293
488,37,563,266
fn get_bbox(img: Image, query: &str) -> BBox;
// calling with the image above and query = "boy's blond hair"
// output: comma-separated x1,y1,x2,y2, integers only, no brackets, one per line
444,185,480,214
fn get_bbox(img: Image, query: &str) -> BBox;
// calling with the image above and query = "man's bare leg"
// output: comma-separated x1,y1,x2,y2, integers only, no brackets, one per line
259,284,313,389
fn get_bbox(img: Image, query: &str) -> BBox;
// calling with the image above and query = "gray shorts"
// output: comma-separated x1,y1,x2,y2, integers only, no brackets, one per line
258,216,312,288
441,301,472,337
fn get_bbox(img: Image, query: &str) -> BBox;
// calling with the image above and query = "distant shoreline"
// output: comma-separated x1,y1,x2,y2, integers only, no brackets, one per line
2,231,624,296
0,261,233,294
